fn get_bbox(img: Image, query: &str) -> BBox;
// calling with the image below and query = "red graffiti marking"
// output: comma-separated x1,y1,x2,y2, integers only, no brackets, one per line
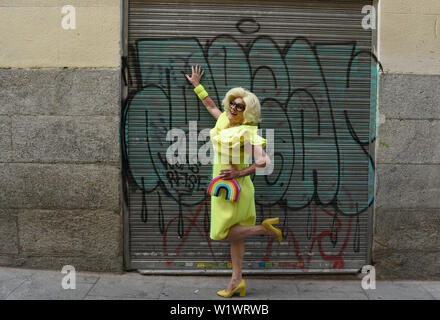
163,199,217,266
315,208,353,269
270,204,354,271
162,186,357,271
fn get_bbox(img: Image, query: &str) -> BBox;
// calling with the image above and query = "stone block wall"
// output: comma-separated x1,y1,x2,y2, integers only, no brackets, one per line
372,0,440,280
374,75,440,278
0,69,123,272
0,0,123,272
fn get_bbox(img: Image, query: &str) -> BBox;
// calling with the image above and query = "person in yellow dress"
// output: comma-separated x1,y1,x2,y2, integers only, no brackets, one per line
185,65,282,298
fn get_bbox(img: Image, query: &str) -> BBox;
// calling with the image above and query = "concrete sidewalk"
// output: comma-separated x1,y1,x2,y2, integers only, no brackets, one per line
0,266,439,300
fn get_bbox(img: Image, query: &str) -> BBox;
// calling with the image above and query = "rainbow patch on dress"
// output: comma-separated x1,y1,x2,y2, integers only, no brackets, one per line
207,176,241,202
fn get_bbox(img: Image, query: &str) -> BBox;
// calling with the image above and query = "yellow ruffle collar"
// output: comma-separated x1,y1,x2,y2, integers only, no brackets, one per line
210,112,266,149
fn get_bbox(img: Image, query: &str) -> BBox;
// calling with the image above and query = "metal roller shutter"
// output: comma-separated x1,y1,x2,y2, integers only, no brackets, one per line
122,0,378,273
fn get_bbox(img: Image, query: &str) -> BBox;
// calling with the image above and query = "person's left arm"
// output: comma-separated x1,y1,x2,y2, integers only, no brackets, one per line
219,145,271,179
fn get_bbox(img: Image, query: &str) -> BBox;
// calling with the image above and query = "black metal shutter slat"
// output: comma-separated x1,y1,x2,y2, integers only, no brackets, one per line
124,0,375,273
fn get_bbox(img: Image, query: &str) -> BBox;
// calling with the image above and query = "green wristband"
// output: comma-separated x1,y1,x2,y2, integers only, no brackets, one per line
194,84,205,94
194,84,208,100
197,90,209,100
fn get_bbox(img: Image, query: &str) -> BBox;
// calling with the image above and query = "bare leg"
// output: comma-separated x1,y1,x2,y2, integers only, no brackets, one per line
226,239,245,292
224,224,272,242
222,225,274,293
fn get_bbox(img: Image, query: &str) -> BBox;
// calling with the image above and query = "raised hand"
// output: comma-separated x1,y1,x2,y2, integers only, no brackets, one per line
185,64,205,87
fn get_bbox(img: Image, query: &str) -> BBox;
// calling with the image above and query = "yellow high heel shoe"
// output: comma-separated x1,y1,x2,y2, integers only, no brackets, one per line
262,217,283,243
217,280,246,298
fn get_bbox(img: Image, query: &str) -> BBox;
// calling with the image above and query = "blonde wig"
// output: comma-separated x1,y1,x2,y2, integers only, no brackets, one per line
222,87,262,125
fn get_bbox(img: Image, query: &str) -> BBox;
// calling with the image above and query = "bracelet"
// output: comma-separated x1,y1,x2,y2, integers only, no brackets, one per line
194,84,205,94
194,84,209,101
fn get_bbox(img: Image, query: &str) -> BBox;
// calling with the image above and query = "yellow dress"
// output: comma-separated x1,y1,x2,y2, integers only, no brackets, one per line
209,111,267,240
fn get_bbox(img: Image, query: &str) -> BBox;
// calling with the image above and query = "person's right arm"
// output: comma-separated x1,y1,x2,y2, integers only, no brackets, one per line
185,65,222,119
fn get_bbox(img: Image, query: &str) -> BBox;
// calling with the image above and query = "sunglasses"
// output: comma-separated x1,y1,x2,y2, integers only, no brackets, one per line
229,101,246,112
